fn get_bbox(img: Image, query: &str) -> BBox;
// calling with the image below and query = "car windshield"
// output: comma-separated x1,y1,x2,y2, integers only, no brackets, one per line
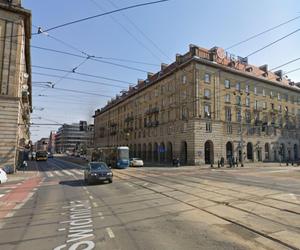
90,163,109,171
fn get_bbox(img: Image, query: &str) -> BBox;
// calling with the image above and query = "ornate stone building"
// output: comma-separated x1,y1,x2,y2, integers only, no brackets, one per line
0,0,31,170
94,44,300,165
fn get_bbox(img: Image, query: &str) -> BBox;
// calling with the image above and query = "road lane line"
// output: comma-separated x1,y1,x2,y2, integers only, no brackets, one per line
62,170,73,176
58,228,66,231
45,172,53,177
92,202,98,208
54,171,64,177
0,194,4,198
89,195,94,200
70,169,82,175
98,212,103,216
106,227,115,238
5,211,15,218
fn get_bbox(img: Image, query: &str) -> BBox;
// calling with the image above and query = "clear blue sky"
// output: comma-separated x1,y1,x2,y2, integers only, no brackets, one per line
23,0,300,142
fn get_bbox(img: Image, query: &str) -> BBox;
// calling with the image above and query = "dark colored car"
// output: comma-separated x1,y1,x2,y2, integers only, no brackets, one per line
2,165,14,174
84,162,113,185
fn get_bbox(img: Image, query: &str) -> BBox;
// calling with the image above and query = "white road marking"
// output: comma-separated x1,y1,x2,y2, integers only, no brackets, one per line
45,172,54,177
0,194,5,198
106,227,115,238
98,212,103,216
58,228,66,231
54,171,64,177
92,202,98,208
62,170,73,176
143,182,149,186
5,190,10,193
61,212,66,215
33,188,38,191
17,183,21,185
89,195,94,200
14,192,34,210
70,169,82,175
83,187,87,190
5,211,15,218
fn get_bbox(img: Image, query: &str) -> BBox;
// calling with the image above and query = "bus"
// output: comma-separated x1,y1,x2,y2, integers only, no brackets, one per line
91,146,129,169
36,151,48,161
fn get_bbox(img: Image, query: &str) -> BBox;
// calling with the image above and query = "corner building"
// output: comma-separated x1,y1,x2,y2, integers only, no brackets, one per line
0,0,31,170
94,45,300,165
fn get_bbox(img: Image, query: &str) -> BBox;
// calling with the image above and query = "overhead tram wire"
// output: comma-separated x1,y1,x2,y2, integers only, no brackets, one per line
35,0,170,34
226,15,300,50
89,0,164,62
31,45,158,67
104,0,171,61
246,28,300,58
269,57,300,71
31,45,150,72
33,83,113,97
32,72,125,88
32,65,133,85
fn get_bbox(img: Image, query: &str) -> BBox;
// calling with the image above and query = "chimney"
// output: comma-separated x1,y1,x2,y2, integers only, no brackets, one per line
161,63,168,71
189,44,198,55
176,54,182,63
274,70,283,79
259,64,268,72
147,72,154,80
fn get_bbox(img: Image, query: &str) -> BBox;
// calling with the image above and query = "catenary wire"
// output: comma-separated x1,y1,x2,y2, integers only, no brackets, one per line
226,15,300,50
36,0,170,33
246,28,300,57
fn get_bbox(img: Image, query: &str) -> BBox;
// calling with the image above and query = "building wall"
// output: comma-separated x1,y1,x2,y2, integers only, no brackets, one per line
94,45,300,165
0,2,31,170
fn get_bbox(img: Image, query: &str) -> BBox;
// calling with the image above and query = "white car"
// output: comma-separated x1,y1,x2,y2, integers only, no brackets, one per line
0,168,8,184
130,158,144,167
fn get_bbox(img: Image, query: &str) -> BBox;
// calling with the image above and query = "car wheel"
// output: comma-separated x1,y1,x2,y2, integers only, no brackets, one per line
108,179,113,183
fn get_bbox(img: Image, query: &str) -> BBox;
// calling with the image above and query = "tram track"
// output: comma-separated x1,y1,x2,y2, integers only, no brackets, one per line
114,170,300,250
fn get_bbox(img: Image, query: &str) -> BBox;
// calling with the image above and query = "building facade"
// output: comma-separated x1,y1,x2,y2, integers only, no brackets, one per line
0,0,31,170
48,131,56,154
35,138,49,152
94,45,300,165
55,121,94,154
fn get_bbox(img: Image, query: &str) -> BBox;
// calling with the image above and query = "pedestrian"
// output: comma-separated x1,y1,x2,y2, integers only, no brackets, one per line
220,157,224,167
235,157,239,167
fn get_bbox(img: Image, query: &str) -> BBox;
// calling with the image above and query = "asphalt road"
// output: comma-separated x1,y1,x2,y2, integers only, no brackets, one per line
0,158,300,250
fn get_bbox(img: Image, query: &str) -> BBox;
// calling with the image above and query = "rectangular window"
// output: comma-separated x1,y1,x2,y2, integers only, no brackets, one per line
278,105,282,112
236,109,241,122
182,75,187,84
225,93,231,103
254,86,257,95
206,121,212,132
278,93,281,101
224,79,230,89
263,102,267,109
270,91,273,98
236,82,241,91
245,111,251,123
245,84,249,93
236,95,241,105
204,89,211,99
254,100,258,110
262,88,266,97
245,97,250,107
227,124,232,134
204,73,210,84
204,104,211,118
225,107,231,121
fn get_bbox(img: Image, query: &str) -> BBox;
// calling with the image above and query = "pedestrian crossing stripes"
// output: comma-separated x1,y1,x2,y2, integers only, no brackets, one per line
43,169,83,178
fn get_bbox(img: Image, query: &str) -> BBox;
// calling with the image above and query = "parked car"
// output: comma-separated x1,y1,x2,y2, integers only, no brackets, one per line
0,168,8,184
130,158,144,167
84,162,113,185
2,165,14,174
47,152,53,158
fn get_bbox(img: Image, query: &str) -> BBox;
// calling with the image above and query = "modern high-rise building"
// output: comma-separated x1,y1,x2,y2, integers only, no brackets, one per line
55,121,94,154
94,45,300,165
0,0,31,170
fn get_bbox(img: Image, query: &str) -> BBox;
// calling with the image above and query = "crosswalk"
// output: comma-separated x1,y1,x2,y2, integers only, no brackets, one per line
44,169,83,178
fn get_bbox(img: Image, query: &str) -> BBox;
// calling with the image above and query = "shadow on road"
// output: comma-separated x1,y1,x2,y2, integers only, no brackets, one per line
59,179,85,186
